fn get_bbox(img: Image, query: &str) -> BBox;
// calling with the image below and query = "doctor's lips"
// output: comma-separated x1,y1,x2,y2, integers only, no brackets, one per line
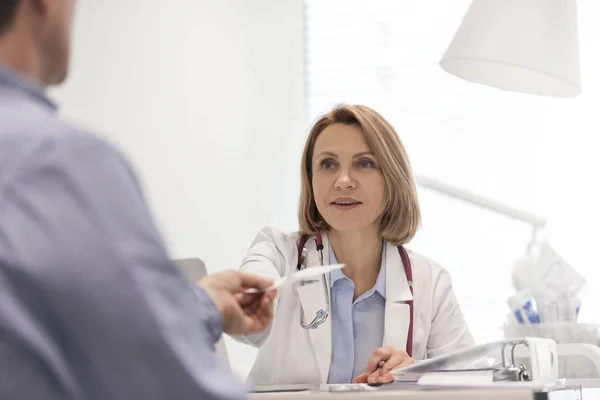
331,197,362,210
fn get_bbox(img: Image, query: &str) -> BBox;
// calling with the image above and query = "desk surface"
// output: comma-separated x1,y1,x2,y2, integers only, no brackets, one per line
251,387,585,400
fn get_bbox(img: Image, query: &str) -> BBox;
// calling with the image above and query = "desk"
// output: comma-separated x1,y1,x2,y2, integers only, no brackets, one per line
251,387,588,400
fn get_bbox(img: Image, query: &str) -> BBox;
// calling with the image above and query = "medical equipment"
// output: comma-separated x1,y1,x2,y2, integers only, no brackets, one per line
296,232,415,357
511,342,600,388
391,338,559,385
504,239,590,360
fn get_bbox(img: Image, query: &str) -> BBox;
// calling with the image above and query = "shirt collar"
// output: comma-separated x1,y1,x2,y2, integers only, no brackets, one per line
0,65,57,112
329,242,387,299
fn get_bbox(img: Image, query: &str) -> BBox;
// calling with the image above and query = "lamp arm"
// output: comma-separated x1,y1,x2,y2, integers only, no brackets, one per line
414,174,547,230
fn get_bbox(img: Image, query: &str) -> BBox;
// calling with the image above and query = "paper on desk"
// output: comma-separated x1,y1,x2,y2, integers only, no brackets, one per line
417,370,494,387
416,371,565,391
244,263,345,293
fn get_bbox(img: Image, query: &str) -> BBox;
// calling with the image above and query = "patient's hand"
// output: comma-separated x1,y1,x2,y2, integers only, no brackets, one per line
352,346,415,384
199,271,276,335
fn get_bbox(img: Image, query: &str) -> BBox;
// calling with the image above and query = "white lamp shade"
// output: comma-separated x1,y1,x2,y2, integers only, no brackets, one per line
440,0,581,97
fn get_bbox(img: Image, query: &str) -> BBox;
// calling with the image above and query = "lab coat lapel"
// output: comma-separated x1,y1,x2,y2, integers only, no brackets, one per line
294,232,332,383
383,242,413,352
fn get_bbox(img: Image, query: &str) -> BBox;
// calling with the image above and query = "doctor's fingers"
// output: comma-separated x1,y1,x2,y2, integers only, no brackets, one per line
380,351,414,374
365,346,398,374
352,372,370,384
367,357,415,384
353,350,413,384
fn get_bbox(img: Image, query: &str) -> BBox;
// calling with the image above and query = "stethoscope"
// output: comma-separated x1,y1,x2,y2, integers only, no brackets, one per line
296,232,415,357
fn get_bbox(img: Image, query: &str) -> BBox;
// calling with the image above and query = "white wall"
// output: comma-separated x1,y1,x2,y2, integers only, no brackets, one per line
50,0,306,380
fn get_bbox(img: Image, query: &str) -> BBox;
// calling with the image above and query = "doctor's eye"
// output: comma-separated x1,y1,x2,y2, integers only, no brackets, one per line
320,159,337,170
357,159,375,169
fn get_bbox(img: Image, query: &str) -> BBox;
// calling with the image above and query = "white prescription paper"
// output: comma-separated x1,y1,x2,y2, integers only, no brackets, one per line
244,263,345,293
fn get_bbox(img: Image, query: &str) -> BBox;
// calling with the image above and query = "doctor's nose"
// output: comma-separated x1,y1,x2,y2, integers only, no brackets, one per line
334,170,357,190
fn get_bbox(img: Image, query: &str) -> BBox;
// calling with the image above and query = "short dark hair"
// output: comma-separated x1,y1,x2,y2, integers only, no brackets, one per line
0,0,20,35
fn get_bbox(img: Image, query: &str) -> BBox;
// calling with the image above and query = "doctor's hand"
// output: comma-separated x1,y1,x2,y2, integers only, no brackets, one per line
198,270,277,336
352,346,415,384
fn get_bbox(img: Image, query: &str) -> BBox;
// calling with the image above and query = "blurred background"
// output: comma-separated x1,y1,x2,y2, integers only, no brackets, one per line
50,0,600,380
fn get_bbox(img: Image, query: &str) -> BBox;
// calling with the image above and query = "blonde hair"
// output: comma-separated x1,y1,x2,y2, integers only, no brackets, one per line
298,105,421,245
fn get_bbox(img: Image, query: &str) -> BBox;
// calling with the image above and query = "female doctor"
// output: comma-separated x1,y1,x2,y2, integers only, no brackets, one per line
234,105,474,385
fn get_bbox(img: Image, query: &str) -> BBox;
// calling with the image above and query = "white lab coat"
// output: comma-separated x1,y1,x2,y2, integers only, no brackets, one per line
233,227,474,386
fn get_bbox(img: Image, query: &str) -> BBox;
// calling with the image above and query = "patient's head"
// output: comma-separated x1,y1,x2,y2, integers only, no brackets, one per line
298,104,421,245
0,0,77,86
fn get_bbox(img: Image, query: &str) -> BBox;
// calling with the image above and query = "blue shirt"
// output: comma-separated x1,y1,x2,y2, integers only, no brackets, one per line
327,243,386,383
0,66,246,400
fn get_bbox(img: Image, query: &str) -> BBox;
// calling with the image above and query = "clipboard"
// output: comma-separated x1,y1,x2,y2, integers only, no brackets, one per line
391,338,559,385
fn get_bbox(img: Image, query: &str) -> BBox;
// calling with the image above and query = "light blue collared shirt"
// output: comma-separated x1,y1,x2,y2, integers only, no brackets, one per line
327,243,386,383
0,66,245,400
